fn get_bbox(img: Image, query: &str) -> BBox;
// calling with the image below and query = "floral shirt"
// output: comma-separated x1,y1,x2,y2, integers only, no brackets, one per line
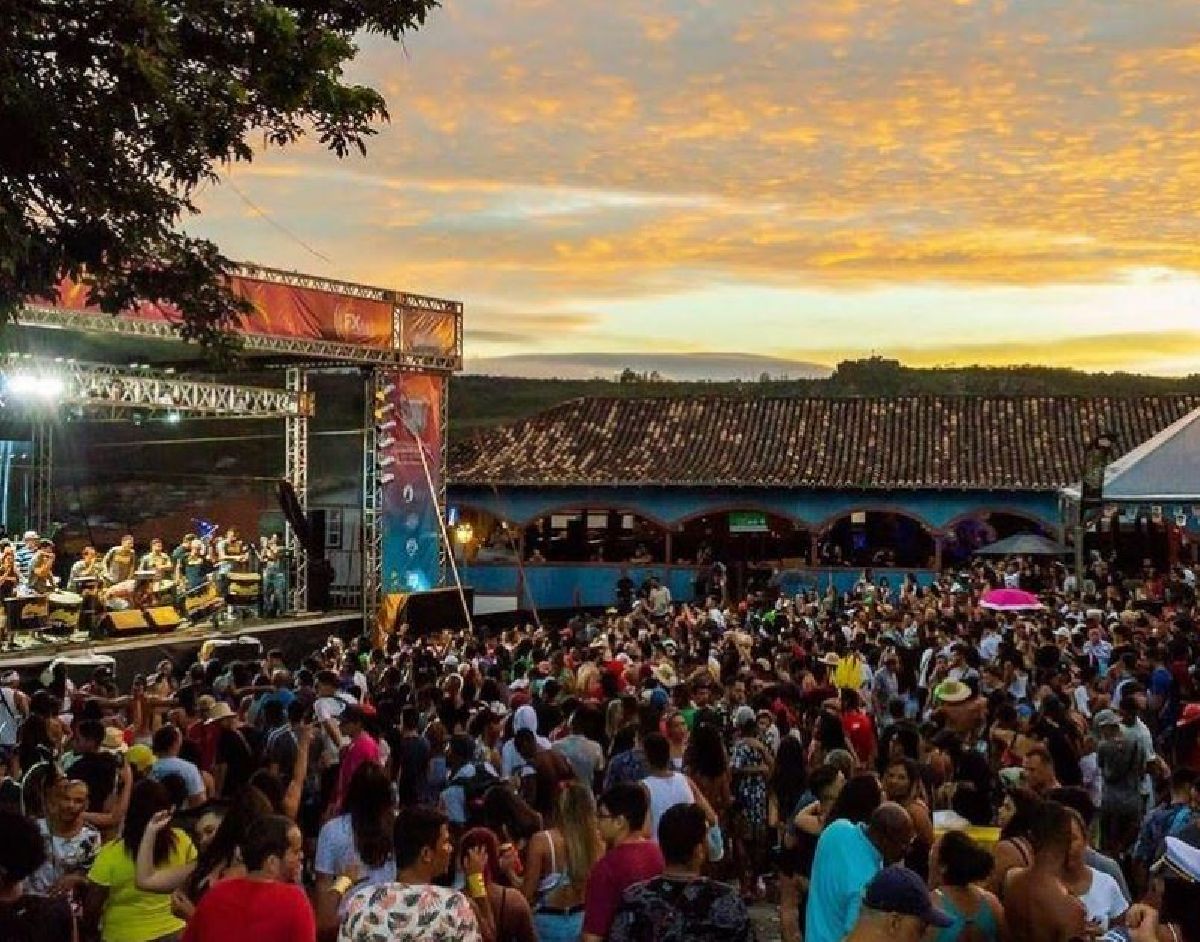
338,882,480,942
731,739,770,827
608,876,756,942
28,819,102,895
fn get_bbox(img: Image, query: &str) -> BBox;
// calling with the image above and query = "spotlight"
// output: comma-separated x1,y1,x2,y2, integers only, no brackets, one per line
374,383,395,401
377,419,396,432
378,435,395,449
454,523,474,545
165,411,182,424
378,454,396,468
6,373,65,401
380,472,395,485
374,402,394,420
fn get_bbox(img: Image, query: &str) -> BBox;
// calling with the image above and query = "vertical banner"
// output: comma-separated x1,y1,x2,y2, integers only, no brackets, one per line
380,371,445,595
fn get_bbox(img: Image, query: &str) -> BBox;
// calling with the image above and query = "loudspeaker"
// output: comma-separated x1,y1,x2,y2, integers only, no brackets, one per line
393,587,475,636
99,610,149,635
144,606,183,632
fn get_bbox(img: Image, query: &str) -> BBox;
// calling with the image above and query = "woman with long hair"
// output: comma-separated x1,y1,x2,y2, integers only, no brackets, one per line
685,721,733,875
84,779,196,942
314,762,396,934
989,786,1042,898
881,756,935,880
459,827,535,942
930,830,1004,942
512,781,602,942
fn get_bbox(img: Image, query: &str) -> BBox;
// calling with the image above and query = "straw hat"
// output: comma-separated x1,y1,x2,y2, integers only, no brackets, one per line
101,727,128,753
205,702,236,724
935,680,972,704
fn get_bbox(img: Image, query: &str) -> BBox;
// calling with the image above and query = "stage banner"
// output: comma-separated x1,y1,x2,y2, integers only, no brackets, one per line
380,371,445,596
400,303,458,357
40,274,395,349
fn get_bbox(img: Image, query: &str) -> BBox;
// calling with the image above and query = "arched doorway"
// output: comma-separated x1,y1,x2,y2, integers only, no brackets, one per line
522,508,667,563
816,510,935,568
675,509,811,599
942,511,1053,565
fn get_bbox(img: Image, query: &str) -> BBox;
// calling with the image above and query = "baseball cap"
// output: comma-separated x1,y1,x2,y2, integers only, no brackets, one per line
1094,708,1121,729
863,866,953,927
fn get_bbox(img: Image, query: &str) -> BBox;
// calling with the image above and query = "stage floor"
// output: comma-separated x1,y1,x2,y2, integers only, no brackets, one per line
0,610,363,683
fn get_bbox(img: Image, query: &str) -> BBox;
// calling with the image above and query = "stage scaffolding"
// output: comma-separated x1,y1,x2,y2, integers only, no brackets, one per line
15,263,463,624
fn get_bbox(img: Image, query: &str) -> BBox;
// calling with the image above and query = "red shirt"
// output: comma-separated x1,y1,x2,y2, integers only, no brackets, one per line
582,838,665,937
841,709,876,763
182,878,315,942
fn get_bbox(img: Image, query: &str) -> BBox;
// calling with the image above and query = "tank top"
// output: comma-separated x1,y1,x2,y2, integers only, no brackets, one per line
932,888,1000,942
642,772,694,839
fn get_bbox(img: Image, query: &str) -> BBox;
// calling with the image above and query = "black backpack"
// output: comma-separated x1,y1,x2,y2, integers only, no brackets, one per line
456,763,502,826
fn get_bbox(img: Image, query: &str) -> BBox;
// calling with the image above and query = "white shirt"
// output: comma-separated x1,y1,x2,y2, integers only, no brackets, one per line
1076,867,1128,932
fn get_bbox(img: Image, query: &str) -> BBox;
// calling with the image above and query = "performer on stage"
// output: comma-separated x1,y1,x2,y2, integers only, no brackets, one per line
14,530,38,583
261,533,287,617
139,538,173,581
178,539,210,592
68,545,104,592
28,539,56,593
0,540,18,600
216,527,247,595
171,532,194,575
102,534,137,585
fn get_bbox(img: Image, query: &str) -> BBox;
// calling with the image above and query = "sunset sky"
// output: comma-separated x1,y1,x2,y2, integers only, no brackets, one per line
191,0,1200,377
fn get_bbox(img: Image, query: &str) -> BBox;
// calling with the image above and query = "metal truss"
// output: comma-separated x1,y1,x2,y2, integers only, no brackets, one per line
437,378,449,585
0,356,312,419
285,368,310,613
361,370,385,628
30,422,52,535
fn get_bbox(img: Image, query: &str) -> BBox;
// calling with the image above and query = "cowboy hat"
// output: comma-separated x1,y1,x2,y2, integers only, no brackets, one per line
101,727,128,753
205,702,236,724
935,680,972,704
653,663,680,688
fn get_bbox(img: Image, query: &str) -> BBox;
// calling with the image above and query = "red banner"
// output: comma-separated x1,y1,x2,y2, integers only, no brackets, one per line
401,307,458,357
39,273,396,349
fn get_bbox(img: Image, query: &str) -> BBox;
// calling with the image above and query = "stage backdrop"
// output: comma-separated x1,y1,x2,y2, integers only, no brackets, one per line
380,371,445,596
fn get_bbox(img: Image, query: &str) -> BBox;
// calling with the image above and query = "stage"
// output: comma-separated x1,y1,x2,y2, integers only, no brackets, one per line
0,609,363,685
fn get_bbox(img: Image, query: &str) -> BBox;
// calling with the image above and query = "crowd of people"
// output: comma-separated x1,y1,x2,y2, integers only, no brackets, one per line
1,549,1199,942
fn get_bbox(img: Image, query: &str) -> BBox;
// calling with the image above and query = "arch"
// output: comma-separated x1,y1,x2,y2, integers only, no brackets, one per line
940,506,1057,534
813,507,938,569
811,503,938,536
512,501,674,531
520,505,669,565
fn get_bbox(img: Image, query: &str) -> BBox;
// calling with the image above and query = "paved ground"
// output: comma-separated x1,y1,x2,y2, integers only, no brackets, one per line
750,901,783,940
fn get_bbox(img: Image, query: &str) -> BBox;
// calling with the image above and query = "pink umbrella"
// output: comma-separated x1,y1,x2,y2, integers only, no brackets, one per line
980,588,1044,611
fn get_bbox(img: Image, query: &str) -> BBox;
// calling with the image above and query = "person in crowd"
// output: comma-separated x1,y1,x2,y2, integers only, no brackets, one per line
0,808,77,942
608,802,754,942
988,786,1041,897
581,782,665,942
315,762,396,935
804,801,916,942
928,830,1004,941
1060,805,1128,933
180,814,313,942
28,776,102,900
85,779,198,942
149,725,207,808
513,781,602,942
1003,800,1088,942
338,805,488,942
458,827,536,942
842,865,954,942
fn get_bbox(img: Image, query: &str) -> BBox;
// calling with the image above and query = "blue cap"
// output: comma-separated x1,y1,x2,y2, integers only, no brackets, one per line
863,866,953,927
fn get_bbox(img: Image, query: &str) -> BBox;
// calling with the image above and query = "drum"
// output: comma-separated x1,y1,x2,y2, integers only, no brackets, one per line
4,594,48,632
226,572,261,602
151,579,177,606
184,581,223,619
104,580,137,609
48,591,83,631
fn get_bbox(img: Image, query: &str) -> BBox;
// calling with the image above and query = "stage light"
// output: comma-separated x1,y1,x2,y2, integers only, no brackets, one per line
378,454,396,468
165,411,181,424
380,472,395,485
374,402,394,420
374,383,395,402
454,523,474,545
6,373,65,401
378,435,395,449
377,419,396,432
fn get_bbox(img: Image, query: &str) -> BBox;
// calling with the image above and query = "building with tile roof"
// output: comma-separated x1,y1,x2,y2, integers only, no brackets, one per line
448,395,1200,609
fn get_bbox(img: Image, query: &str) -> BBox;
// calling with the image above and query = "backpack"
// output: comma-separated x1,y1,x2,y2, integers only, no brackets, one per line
455,763,502,826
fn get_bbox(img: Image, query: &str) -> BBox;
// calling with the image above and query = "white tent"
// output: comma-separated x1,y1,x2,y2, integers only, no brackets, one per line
1062,405,1200,506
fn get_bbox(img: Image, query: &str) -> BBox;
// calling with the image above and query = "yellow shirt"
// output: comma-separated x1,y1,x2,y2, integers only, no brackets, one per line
88,829,197,942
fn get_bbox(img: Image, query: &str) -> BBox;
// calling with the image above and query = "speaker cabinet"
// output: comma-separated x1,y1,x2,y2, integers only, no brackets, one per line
144,606,183,632
99,610,150,635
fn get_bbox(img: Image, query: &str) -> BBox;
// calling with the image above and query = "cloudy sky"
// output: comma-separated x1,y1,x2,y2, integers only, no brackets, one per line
191,0,1200,377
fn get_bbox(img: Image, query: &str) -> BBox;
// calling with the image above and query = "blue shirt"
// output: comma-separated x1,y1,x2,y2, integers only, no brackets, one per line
804,819,883,942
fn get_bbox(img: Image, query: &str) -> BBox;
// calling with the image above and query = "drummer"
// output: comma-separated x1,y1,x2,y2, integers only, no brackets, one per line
179,539,210,592
0,540,17,600
28,539,56,593
68,546,104,592
216,527,247,595
139,538,173,581
102,534,137,586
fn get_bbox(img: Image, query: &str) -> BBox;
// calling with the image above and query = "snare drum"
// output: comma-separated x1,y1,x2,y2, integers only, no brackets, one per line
48,591,83,630
184,581,223,618
226,573,262,602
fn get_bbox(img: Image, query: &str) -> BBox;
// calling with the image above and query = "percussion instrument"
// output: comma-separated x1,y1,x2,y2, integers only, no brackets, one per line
199,635,263,665
103,580,137,609
48,591,83,631
4,594,48,632
184,580,224,619
226,572,261,602
73,575,99,589
151,579,178,606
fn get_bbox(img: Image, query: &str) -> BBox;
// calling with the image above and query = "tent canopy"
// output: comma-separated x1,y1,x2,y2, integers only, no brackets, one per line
974,533,1071,557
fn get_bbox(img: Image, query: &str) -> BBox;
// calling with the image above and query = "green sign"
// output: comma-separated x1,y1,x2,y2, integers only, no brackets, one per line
729,511,768,534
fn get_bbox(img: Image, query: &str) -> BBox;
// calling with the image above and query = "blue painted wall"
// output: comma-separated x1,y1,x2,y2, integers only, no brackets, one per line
463,562,937,611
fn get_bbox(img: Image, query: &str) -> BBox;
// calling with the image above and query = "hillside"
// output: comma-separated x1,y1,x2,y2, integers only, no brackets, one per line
447,358,1200,439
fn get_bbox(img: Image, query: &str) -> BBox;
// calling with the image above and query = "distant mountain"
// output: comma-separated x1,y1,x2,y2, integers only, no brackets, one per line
464,351,832,381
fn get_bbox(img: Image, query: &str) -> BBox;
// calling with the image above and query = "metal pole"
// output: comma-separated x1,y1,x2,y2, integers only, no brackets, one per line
361,369,383,632
284,368,309,612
